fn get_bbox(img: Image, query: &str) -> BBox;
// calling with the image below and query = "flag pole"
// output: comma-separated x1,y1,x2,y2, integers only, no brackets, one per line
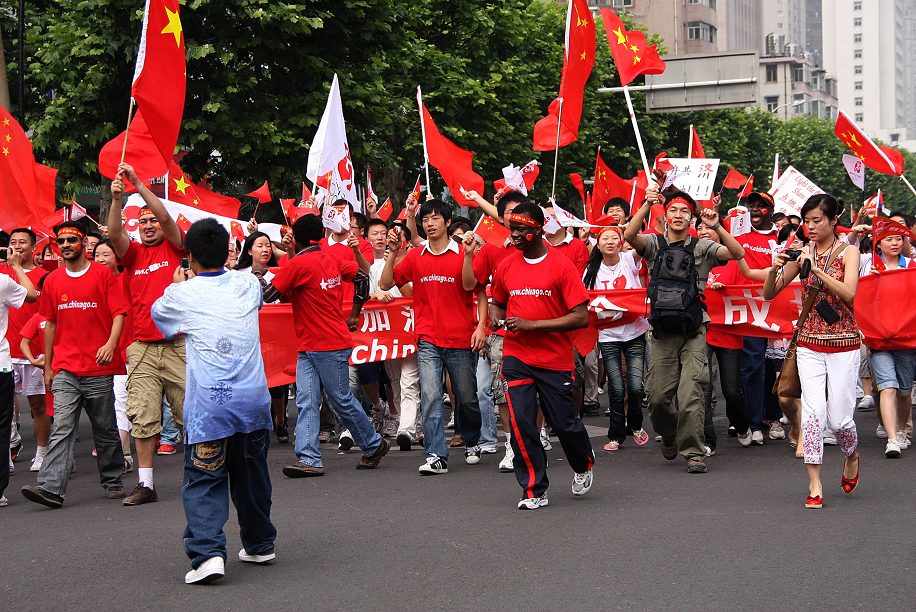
622,86,652,180
687,125,694,158
736,175,752,207
549,97,565,202
119,98,136,164
416,86,432,192
899,174,916,198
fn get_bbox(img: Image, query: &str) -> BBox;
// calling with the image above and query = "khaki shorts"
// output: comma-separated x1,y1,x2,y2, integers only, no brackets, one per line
125,337,186,439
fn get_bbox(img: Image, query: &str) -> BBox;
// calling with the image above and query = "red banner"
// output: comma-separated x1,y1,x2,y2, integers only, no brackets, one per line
259,272,916,385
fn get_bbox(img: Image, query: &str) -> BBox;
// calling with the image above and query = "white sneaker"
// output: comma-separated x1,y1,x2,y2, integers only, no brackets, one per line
885,440,901,458
8,459,13,474
876,424,888,439
517,494,548,510
239,548,276,564
856,395,875,411
464,445,481,465
498,442,514,472
768,423,786,440
479,441,499,454
823,434,837,446
185,556,225,585
737,430,753,447
751,430,765,445
704,445,715,457
30,455,44,472
779,415,790,426
571,469,593,496
418,455,448,475
337,429,354,451
540,428,552,451
0,495,7,507
896,431,911,449
446,415,455,429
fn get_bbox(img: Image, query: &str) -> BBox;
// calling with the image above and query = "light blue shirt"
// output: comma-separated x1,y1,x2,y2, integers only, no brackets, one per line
152,270,272,444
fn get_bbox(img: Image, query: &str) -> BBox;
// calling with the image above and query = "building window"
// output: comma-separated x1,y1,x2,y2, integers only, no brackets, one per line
792,65,804,83
687,0,716,7
854,49,862,58
687,21,717,43
854,33,862,43
855,113,864,122
854,65,863,74
612,0,634,7
854,81,863,90
854,1,862,9
853,17,862,27
765,64,779,83
891,133,900,143
765,96,780,113
854,97,863,107
793,94,805,113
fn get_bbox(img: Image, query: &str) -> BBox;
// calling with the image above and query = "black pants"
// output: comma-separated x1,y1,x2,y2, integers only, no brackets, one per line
0,372,13,498
502,356,594,499
703,344,750,449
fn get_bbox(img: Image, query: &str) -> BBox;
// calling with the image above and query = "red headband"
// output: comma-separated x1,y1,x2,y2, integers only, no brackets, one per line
597,226,624,241
138,208,155,218
873,218,914,243
664,196,696,215
57,226,85,239
505,213,541,228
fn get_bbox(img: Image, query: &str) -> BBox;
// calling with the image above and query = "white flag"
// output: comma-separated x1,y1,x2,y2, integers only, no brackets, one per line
842,154,866,191
69,202,89,222
307,74,360,211
551,201,595,228
322,202,350,234
501,164,528,196
726,206,751,237
541,206,561,234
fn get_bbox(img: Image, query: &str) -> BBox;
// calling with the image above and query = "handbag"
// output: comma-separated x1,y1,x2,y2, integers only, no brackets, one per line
772,243,848,398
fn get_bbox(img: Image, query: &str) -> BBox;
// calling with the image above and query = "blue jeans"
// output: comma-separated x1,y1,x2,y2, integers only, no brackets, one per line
161,397,180,445
294,350,381,467
476,355,497,445
183,430,276,569
417,340,481,459
599,335,646,442
741,337,767,431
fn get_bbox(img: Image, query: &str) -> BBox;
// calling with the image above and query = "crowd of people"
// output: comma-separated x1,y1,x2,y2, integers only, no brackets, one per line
1,160,914,584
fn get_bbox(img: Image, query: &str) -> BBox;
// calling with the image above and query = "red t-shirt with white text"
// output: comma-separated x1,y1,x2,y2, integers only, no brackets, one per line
38,263,128,376
393,243,482,349
550,237,590,275
2,265,47,359
120,239,185,342
270,248,358,352
491,249,590,371
738,228,779,275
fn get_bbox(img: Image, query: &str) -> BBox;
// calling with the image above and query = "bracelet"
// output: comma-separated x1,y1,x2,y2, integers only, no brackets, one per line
710,222,722,230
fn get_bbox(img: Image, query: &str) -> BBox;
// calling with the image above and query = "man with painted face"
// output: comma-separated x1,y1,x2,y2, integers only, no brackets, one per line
738,192,782,444
109,162,187,506
625,187,746,474
488,202,594,509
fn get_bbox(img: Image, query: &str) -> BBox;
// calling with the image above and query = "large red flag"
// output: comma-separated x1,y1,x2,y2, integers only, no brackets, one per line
98,109,169,187
532,0,596,151
835,110,904,176
167,160,241,218
600,8,666,86
0,107,55,232
131,0,187,165
722,167,748,189
417,89,485,207
592,150,634,214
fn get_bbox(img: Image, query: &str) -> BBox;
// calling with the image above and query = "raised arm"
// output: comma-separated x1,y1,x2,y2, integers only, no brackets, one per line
118,162,184,249
378,229,401,291
699,208,746,262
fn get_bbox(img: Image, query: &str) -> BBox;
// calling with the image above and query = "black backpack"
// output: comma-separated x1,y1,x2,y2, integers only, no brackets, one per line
646,235,705,336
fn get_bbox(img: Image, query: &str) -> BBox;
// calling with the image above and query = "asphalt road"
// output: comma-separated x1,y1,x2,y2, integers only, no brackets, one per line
2,397,913,611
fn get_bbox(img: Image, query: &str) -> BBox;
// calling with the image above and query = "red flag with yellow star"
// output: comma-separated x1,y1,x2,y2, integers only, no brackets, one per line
377,197,394,222
600,8,666,87
166,160,241,218
0,107,55,232
175,213,192,233
131,0,187,165
533,0,596,151
835,111,904,176
244,181,272,203
592,150,637,216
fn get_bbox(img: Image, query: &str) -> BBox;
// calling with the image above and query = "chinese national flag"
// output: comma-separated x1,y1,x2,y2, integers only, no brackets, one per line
600,8,666,87
396,207,408,222
409,175,422,201
592,150,638,215
417,88,485,207
377,197,394,222
175,213,192,233
301,182,312,202
569,172,587,205
688,125,705,159
532,0,595,151
473,215,511,247
167,160,241,218
245,181,272,203
131,0,187,165
287,204,311,225
0,108,55,232
229,220,245,243
279,199,296,217
835,110,905,175
738,175,755,198
315,171,333,191
722,167,748,190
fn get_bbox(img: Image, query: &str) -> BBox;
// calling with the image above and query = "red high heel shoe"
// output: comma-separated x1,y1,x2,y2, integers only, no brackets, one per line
841,450,860,494
804,495,823,509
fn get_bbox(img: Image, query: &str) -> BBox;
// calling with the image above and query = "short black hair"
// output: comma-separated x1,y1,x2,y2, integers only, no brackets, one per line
777,222,805,245
447,216,472,237
184,218,229,269
85,230,102,241
603,198,629,217
661,188,698,213
772,212,788,223
509,201,544,226
496,191,526,218
352,212,368,231
292,213,324,248
365,218,389,234
418,199,452,222
9,228,37,245
788,214,801,224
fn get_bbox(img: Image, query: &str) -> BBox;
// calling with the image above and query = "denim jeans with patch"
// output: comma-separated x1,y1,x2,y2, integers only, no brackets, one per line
183,429,276,569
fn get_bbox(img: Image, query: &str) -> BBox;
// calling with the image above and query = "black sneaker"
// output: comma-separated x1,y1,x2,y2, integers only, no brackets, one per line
275,425,289,444
122,484,158,506
582,403,600,417
21,485,64,509
282,463,326,478
105,485,126,499
687,457,708,473
356,438,390,470
661,439,678,461
396,432,413,452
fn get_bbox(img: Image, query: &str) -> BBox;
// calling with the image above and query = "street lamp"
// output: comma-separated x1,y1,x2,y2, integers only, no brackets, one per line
771,99,805,114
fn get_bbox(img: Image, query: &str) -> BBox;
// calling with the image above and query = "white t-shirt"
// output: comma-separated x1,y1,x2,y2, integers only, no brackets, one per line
0,275,28,372
369,258,403,297
591,251,649,343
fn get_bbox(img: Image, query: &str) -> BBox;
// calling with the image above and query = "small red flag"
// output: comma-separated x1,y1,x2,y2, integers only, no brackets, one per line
409,175,422,201
722,168,749,190
835,111,904,176
315,171,333,191
738,175,755,198
245,181,272,203
279,198,296,217
377,197,394,222
301,181,313,202
473,215,510,247
229,220,245,243
287,205,312,224
688,125,705,159
175,213,192,233
600,8,666,87
653,152,673,173
569,173,587,205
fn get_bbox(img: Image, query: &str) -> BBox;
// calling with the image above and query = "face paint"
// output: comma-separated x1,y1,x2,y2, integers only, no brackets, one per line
759,208,769,216
525,234,533,242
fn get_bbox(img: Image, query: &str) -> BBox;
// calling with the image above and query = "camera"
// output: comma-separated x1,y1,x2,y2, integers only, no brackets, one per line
784,249,802,262
0,247,7,260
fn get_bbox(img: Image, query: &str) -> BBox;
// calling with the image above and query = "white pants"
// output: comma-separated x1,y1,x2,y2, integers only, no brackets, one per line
113,374,131,433
797,347,859,464
386,354,420,436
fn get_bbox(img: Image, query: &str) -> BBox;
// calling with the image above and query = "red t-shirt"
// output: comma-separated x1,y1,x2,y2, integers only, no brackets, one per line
393,242,482,349
271,248,358,352
120,239,185,342
38,263,128,376
117,274,133,361
2,265,47,359
705,261,743,350
472,242,514,284
738,228,779,275
549,237,590,275
323,235,373,297
491,249,590,371
19,313,55,414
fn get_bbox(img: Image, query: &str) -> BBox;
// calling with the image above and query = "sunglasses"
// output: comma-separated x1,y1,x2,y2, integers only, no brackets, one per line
56,236,82,245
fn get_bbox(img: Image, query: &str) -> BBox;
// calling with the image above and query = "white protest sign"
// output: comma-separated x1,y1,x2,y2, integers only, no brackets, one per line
726,206,751,237
664,158,720,200
767,165,824,217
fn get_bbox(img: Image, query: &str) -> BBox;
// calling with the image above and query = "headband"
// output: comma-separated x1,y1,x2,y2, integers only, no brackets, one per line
597,226,624,240
57,226,85,239
505,213,541,228
664,196,696,215
138,208,155,218
873,218,914,243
